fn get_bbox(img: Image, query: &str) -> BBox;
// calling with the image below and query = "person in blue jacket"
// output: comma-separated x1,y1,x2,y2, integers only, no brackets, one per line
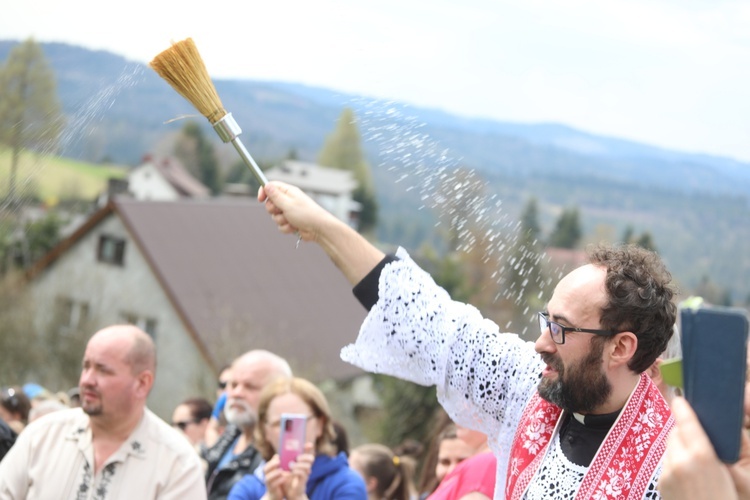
228,377,366,500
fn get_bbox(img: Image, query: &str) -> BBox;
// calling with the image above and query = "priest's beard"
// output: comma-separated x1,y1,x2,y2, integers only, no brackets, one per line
538,339,613,414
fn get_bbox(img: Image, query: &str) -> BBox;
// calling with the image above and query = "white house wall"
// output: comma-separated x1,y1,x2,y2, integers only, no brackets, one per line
28,213,216,419
312,192,356,228
128,164,181,201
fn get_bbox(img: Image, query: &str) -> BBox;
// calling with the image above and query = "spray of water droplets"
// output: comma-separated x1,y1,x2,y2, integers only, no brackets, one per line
349,97,570,336
1,64,145,216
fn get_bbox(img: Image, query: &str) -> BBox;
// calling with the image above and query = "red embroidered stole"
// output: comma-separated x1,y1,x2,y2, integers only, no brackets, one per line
505,373,673,500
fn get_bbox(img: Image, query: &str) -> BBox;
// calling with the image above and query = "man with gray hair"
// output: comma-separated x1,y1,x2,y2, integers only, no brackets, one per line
202,349,292,500
0,324,206,499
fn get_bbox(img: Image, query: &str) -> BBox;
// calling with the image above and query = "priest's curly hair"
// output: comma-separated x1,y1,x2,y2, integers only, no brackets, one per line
588,243,677,374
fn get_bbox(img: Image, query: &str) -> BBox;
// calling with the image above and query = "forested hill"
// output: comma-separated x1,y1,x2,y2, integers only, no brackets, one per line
1,40,750,302
1,40,748,197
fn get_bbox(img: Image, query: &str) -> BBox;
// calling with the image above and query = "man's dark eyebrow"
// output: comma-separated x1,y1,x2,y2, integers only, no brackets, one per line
550,313,574,326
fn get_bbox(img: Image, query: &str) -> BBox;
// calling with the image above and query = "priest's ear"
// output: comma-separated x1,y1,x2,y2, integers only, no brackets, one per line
608,331,638,367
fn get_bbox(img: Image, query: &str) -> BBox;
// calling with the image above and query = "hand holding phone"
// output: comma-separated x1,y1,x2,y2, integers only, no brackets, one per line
278,413,307,471
681,306,749,463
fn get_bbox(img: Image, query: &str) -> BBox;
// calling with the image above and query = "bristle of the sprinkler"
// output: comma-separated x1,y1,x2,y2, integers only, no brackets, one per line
149,38,227,124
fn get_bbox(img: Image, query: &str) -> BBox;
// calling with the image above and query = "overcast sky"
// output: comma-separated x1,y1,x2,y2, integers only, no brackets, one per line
2,0,749,162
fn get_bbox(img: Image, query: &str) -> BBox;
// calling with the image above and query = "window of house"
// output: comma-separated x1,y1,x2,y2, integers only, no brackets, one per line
119,312,158,339
144,319,157,337
97,235,126,266
79,303,90,325
120,312,138,325
55,296,74,327
55,296,91,333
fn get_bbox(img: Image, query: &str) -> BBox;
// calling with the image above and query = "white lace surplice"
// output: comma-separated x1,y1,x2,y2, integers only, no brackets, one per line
341,248,544,498
523,433,586,500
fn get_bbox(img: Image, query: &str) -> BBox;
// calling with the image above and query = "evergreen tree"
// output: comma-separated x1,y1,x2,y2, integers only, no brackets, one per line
1,211,63,270
174,121,222,195
24,211,63,266
621,225,657,252
0,38,64,205
225,157,271,187
719,289,733,307
621,224,635,244
520,197,541,242
225,160,250,184
318,108,377,233
693,275,728,306
548,207,582,249
635,232,657,252
506,197,548,337
371,373,438,448
433,167,487,253
419,244,477,304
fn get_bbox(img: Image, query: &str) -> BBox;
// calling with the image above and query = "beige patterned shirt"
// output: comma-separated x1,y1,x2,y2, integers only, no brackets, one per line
0,407,206,500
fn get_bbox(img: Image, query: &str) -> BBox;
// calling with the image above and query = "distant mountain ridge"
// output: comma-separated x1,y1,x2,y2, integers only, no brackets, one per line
2,40,750,302
1,40,748,197
271,80,750,195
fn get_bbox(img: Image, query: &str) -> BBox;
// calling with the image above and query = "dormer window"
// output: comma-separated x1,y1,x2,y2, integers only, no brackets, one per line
97,235,126,266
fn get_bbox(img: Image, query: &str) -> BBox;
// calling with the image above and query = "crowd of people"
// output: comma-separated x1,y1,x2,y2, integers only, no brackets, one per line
0,330,488,500
1,179,749,499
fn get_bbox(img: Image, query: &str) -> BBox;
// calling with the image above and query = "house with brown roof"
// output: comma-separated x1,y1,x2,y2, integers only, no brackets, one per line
265,160,360,227
25,197,368,420
128,155,210,200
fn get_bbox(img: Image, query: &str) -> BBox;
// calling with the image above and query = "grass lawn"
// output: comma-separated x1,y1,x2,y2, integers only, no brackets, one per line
0,148,127,205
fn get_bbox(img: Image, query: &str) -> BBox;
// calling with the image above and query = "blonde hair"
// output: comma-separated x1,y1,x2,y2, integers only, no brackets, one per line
255,377,335,460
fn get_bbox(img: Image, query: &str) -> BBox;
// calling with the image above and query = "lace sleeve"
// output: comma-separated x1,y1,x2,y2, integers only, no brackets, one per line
341,248,544,441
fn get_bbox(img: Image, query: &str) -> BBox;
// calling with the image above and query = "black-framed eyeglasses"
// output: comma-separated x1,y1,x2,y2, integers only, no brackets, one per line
172,419,199,431
217,380,227,390
538,312,618,345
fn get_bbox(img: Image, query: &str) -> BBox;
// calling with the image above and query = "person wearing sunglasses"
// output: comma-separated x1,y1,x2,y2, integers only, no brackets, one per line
173,397,214,452
0,324,207,499
217,365,232,401
259,182,677,500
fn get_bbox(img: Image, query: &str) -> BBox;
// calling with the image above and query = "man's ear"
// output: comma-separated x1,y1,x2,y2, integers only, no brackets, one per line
608,331,638,367
135,370,154,398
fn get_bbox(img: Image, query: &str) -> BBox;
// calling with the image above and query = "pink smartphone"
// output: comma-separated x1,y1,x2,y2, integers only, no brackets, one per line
278,413,307,471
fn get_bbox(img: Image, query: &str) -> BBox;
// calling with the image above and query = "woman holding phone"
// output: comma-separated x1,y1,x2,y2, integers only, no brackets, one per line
228,377,367,500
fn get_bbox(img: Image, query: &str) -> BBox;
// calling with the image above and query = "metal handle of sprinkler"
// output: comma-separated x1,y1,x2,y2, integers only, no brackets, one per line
212,113,269,187
213,112,301,248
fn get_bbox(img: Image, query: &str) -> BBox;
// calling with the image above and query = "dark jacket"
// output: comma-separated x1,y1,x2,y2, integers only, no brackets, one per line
202,424,263,500
0,419,16,462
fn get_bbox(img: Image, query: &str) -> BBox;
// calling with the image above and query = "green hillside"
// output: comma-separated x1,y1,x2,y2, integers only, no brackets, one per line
0,148,128,205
